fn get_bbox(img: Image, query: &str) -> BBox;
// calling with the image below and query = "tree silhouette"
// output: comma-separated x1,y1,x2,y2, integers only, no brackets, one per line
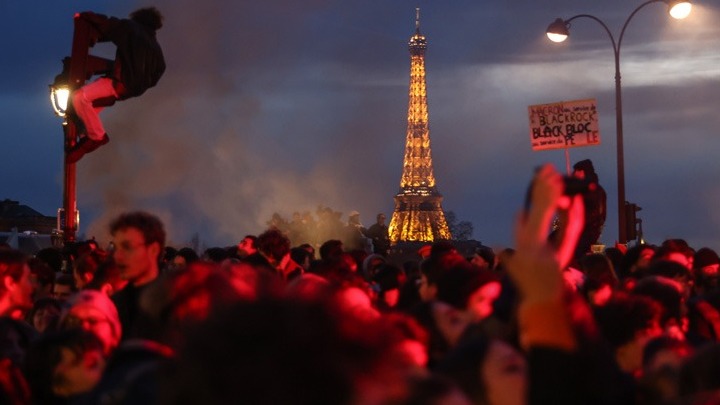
444,210,474,241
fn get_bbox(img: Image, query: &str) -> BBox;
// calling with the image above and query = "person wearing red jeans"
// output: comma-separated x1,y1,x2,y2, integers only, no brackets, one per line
68,7,166,163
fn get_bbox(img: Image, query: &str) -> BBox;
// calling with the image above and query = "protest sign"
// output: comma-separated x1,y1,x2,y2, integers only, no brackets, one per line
528,99,600,151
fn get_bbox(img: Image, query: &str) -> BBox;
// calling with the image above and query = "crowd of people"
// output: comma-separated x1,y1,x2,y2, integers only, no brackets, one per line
1,164,720,404
264,207,390,254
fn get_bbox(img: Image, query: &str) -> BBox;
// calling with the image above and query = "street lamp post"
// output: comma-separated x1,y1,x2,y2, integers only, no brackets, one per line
546,0,692,245
50,58,79,246
50,15,111,245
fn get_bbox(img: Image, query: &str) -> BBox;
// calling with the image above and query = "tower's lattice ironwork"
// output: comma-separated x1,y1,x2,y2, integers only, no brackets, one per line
388,9,452,244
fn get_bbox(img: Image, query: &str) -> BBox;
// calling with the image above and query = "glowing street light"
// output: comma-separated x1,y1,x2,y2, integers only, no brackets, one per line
668,1,693,19
50,86,70,117
547,1,691,43
546,0,692,244
50,57,71,117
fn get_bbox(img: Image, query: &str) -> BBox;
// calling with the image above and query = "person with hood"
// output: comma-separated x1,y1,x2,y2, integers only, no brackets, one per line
572,159,607,262
68,7,166,163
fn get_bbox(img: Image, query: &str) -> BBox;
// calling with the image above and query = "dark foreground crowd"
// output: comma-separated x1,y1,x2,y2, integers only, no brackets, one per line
1,164,720,405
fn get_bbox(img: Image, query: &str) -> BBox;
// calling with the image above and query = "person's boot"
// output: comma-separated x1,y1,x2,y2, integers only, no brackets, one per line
66,134,110,164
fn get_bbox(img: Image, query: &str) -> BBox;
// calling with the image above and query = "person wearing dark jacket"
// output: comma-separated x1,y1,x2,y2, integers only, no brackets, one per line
571,159,607,263
108,211,165,341
68,7,166,163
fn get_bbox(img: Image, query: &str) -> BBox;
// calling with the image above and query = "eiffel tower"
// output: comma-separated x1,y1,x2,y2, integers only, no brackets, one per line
388,9,452,244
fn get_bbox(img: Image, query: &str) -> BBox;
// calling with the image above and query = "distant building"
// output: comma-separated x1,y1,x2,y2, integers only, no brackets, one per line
0,199,57,253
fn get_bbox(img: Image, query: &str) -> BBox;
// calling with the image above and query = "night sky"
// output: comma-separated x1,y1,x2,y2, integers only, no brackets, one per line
2,0,719,250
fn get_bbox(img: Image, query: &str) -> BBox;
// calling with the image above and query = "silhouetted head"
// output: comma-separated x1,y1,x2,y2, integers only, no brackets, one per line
130,7,163,31
110,211,166,253
573,159,599,183
694,247,720,275
655,239,694,270
320,239,344,261
257,229,291,264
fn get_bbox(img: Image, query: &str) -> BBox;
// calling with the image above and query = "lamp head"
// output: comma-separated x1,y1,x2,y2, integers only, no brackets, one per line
50,58,71,117
667,0,692,19
546,18,570,43
50,84,70,118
